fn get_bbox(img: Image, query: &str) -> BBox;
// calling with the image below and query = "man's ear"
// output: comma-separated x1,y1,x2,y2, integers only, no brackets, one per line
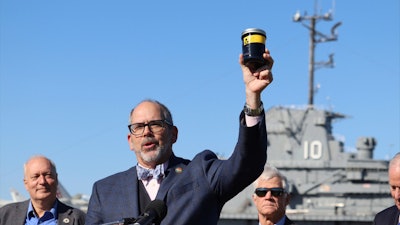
127,134,134,151
171,126,178,143
251,193,257,204
285,193,291,206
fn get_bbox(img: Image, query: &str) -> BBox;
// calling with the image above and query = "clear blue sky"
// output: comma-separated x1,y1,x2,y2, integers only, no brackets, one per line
1,0,399,200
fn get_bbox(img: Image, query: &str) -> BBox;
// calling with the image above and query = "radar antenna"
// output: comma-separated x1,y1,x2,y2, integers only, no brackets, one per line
293,0,341,108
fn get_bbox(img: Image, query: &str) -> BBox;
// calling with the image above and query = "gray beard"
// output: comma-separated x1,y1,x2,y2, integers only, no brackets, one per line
140,142,171,164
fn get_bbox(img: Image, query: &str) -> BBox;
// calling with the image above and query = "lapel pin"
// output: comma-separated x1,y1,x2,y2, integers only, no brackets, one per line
175,167,183,174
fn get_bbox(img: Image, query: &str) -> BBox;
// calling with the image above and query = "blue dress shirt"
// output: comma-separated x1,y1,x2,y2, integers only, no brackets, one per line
25,200,58,225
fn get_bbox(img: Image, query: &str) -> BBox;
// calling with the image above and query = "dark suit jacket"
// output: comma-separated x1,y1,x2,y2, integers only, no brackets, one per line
373,205,400,225
0,199,86,225
259,215,295,225
86,112,267,225
284,215,296,225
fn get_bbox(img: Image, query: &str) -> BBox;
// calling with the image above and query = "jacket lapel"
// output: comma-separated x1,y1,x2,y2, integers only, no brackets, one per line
156,155,188,200
129,167,141,217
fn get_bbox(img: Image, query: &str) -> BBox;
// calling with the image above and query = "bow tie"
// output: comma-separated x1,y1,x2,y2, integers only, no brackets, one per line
137,164,165,180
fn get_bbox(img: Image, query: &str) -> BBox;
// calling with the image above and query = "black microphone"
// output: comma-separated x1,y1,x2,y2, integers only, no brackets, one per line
133,199,167,225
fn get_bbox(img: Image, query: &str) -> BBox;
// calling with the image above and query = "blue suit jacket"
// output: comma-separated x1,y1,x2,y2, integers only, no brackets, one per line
85,112,267,225
284,215,296,225
373,205,400,225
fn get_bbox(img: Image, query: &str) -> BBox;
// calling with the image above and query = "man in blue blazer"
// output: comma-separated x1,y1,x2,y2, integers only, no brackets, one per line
85,49,274,225
0,156,86,225
374,152,400,225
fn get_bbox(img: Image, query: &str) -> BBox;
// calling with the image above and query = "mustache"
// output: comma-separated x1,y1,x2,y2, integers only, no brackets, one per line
141,137,158,146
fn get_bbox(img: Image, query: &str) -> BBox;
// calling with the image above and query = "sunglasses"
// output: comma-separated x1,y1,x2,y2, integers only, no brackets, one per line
255,187,285,197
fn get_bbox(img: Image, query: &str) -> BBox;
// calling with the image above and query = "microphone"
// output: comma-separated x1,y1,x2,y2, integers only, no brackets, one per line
133,199,167,225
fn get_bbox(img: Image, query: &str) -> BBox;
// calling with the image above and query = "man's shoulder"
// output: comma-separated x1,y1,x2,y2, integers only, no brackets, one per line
375,205,398,217
0,200,29,211
57,200,85,213
191,150,218,161
284,215,296,225
0,200,29,221
95,167,136,184
57,200,86,223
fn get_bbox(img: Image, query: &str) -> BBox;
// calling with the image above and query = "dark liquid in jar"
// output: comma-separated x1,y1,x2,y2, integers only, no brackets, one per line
242,42,267,70
241,28,268,71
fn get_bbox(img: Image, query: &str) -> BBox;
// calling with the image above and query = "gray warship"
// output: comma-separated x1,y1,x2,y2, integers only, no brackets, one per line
218,7,393,225
219,105,392,225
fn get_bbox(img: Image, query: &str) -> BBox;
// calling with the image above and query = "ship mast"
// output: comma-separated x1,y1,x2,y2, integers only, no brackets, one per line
293,2,341,108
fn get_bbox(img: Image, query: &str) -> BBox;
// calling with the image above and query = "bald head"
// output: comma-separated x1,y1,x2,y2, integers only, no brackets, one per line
24,155,57,178
388,152,400,210
23,155,58,212
389,153,400,169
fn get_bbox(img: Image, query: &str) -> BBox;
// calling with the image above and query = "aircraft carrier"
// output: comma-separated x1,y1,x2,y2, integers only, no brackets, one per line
218,7,393,225
219,105,392,225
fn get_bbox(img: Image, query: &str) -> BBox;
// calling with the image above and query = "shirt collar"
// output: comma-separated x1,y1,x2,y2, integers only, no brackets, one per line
259,215,286,225
138,161,169,170
27,199,58,220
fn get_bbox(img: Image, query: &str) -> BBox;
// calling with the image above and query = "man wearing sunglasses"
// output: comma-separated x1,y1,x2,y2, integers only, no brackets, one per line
252,165,295,225
85,49,274,225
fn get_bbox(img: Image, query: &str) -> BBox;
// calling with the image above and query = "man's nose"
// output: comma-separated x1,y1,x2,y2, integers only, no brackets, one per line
37,175,47,184
142,125,154,136
264,190,272,198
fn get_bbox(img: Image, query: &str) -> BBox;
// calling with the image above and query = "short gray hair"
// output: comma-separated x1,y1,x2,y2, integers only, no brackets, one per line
253,164,289,192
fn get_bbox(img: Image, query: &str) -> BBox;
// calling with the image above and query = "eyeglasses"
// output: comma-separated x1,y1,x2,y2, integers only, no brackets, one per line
128,120,172,136
255,187,285,197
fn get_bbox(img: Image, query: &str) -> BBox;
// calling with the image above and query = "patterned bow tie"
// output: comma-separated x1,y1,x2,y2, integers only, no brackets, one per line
137,164,165,180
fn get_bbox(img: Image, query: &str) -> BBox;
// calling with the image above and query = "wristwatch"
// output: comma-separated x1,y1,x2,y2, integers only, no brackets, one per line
243,101,264,116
